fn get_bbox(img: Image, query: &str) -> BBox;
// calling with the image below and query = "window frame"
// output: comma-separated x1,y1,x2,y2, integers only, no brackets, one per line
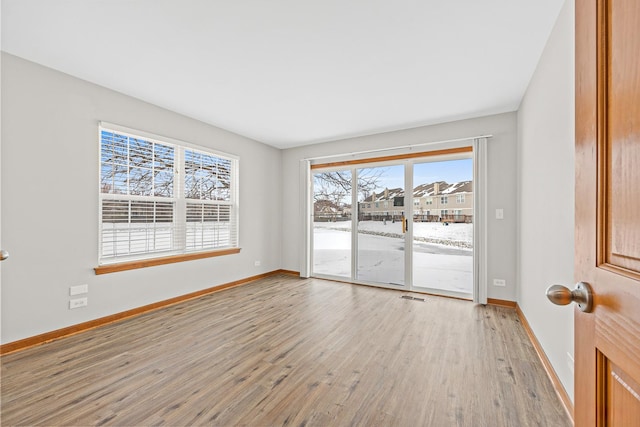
96,122,240,273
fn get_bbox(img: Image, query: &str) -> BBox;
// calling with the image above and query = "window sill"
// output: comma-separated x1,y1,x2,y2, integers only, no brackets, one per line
94,248,241,275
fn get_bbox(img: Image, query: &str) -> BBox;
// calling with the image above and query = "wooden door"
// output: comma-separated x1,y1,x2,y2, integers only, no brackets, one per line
575,0,640,425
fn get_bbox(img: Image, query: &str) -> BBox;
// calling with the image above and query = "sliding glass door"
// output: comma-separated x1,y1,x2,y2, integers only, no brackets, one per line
312,169,352,278
311,150,474,299
412,159,473,297
356,165,405,286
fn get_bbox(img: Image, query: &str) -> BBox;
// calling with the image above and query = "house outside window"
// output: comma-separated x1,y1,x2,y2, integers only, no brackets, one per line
456,194,465,203
440,196,448,204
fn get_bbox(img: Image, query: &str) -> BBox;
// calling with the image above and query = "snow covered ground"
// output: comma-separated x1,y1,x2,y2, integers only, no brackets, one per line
313,220,473,294
101,223,232,258
315,220,472,246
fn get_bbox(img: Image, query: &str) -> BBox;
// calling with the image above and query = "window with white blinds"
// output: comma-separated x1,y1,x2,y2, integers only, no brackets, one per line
99,124,238,264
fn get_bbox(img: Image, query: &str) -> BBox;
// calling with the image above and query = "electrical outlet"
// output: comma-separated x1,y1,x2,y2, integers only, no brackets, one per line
254,260,261,267
70,284,88,296
493,279,506,287
69,297,88,309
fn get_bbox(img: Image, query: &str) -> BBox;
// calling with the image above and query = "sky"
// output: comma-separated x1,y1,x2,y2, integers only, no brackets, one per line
313,158,473,204
371,159,473,191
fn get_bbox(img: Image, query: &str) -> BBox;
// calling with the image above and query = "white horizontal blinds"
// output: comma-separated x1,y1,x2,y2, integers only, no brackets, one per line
100,129,177,261
99,125,239,264
184,148,237,250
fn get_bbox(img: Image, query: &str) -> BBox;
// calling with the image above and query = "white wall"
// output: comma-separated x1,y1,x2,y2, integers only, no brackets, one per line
517,0,575,402
1,53,282,344
281,112,518,301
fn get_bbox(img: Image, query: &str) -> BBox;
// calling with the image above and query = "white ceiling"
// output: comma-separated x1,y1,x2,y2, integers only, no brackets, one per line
2,0,564,149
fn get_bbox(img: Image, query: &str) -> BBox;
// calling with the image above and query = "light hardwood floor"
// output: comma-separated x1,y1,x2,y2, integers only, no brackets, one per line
1,275,571,426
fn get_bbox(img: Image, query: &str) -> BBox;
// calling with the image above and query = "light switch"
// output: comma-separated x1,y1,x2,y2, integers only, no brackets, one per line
496,209,504,220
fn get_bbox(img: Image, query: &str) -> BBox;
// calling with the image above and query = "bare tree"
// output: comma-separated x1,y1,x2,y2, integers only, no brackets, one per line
313,168,385,202
100,135,175,198
184,158,231,201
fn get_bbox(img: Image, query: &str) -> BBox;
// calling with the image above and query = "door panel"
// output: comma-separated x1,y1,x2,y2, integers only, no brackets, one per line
356,165,405,286
599,356,640,425
312,170,352,278
411,159,473,297
604,0,640,275
575,0,640,425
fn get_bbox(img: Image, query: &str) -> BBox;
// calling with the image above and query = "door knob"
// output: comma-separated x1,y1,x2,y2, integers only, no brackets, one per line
546,282,593,313
0,249,8,261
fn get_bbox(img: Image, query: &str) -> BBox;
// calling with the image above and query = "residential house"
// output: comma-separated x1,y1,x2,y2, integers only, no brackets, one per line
358,181,473,222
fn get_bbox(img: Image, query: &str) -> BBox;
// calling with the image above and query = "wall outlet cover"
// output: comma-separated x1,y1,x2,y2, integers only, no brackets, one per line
69,297,88,309
69,284,89,296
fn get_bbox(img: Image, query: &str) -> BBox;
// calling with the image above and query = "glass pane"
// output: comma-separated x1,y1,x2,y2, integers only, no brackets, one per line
100,131,174,198
128,138,153,168
154,170,174,197
155,202,174,223
129,167,153,196
130,200,154,223
100,130,128,165
154,144,174,170
102,199,129,223
184,149,232,201
100,164,128,195
412,159,473,295
186,202,232,250
312,170,352,278
100,200,175,260
100,163,113,194
356,165,405,286
215,159,232,201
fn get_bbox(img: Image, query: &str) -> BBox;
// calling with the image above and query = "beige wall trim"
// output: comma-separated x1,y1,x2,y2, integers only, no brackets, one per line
516,304,575,424
0,269,298,356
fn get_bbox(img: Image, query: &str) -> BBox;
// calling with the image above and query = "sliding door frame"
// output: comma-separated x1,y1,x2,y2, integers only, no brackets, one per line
408,152,474,300
306,141,487,302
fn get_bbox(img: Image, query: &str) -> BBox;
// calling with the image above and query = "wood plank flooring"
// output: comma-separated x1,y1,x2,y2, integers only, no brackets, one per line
1,275,571,426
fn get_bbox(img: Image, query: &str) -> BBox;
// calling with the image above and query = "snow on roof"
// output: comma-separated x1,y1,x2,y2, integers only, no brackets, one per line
363,181,472,201
399,181,474,199
441,181,472,194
